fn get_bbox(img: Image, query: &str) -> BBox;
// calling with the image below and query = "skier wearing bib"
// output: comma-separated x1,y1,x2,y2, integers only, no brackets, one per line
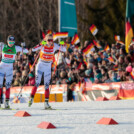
0,35,28,109
28,34,66,109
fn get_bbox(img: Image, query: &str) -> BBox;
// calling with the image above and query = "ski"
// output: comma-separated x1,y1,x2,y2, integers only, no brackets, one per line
42,108,57,110
0,108,19,110
41,108,68,110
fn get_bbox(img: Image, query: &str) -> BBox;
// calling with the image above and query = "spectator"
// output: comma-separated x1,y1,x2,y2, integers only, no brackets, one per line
67,82,76,101
27,73,35,86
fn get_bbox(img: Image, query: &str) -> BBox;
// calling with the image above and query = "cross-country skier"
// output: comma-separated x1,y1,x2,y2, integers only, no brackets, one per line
0,35,28,109
28,34,66,109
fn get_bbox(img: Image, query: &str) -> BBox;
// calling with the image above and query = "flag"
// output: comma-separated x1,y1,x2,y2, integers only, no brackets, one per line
125,0,134,53
104,44,110,51
113,66,118,71
47,30,52,34
40,31,45,39
42,32,45,39
53,32,68,41
71,34,80,45
93,40,101,48
29,62,32,69
77,62,82,69
116,40,125,45
82,43,95,55
83,59,88,66
89,24,98,36
78,81,82,91
114,35,120,41
108,56,115,63
130,72,134,80
125,21,133,53
112,65,118,71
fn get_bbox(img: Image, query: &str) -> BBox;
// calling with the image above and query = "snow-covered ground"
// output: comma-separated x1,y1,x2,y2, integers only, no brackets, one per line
0,100,134,134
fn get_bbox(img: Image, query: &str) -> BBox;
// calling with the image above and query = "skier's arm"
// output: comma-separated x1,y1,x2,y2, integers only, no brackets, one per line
54,43,66,53
0,42,4,59
0,42,4,50
15,46,29,53
32,44,42,52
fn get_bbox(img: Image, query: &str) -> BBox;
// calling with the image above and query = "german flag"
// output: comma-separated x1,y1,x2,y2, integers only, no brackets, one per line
29,62,32,70
130,72,134,80
40,31,45,39
108,56,115,63
53,32,68,41
125,21,133,53
42,31,45,39
83,59,88,66
77,62,82,69
125,0,134,53
71,34,80,45
89,24,98,36
116,40,125,45
47,30,52,34
78,81,82,90
82,43,95,55
104,44,110,51
93,40,101,48
112,65,118,71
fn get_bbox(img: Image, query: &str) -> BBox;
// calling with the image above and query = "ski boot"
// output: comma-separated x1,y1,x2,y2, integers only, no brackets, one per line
5,99,10,109
28,97,34,107
44,99,53,110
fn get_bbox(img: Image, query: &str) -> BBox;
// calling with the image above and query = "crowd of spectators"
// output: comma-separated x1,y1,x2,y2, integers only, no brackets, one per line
53,38,134,86
1,38,134,90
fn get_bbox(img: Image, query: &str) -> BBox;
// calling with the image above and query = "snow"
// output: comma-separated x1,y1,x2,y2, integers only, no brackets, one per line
0,100,134,134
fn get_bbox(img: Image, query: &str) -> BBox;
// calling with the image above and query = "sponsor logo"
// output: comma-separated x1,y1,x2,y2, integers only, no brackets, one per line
4,54,13,58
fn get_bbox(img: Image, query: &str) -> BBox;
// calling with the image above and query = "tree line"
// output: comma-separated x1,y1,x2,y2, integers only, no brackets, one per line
0,0,128,47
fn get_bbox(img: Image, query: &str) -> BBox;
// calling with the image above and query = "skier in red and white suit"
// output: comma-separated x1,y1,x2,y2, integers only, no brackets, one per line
28,34,66,109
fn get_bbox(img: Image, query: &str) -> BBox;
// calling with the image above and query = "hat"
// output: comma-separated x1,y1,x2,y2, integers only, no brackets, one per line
7,35,15,41
85,69,92,76
29,73,34,78
89,58,94,63
96,69,101,74
126,66,132,73
96,73,102,79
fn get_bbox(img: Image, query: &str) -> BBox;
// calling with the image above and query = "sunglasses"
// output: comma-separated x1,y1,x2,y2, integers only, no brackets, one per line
9,41,15,45
47,39,53,42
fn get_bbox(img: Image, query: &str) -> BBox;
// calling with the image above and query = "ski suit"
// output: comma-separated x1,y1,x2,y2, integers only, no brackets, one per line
0,43,28,100
31,43,66,100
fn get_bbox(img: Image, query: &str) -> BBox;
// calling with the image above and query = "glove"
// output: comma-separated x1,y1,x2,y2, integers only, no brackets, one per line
40,41,47,45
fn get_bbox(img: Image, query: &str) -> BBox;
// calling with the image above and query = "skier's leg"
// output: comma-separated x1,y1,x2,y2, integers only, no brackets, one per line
29,63,43,107
0,72,4,107
44,66,51,109
5,71,13,108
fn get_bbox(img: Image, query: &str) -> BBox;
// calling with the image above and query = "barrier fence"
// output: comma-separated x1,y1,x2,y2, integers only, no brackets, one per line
2,81,134,103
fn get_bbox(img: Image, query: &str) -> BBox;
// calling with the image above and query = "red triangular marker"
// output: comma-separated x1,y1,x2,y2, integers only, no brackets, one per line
37,122,56,129
96,117,118,125
14,111,31,117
